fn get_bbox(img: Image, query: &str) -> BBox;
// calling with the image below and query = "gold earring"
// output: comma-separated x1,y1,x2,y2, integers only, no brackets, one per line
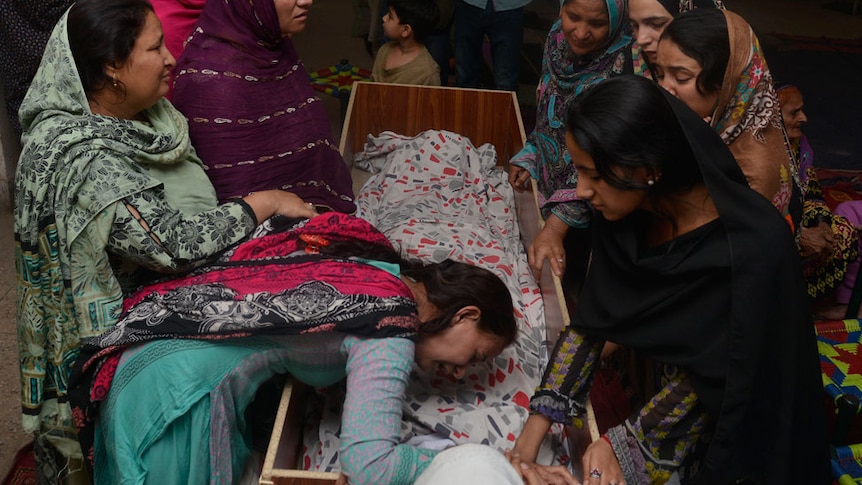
112,75,119,88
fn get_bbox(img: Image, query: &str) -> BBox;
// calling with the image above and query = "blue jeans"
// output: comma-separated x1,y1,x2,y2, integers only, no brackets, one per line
453,0,524,91
425,25,453,86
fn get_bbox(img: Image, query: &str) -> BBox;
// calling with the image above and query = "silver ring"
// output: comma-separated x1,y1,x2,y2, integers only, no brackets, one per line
589,468,602,479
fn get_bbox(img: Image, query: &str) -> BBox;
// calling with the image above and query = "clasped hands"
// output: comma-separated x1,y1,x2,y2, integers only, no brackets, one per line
799,220,834,263
506,438,626,485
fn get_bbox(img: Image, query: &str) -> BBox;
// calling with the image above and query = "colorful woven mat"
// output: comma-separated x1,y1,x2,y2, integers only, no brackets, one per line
308,60,371,97
834,443,862,485
816,320,862,483
816,319,862,404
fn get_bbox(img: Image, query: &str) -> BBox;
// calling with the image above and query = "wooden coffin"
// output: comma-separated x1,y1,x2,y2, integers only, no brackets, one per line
260,82,592,483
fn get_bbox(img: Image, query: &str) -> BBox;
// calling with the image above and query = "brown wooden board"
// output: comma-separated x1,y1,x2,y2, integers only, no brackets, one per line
338,82,526,167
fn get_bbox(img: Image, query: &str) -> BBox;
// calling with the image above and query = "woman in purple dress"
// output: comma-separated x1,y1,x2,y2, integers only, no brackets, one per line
172,0,356,213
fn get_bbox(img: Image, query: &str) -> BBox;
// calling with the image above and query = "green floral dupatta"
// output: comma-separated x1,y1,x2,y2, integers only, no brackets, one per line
15,9,215,454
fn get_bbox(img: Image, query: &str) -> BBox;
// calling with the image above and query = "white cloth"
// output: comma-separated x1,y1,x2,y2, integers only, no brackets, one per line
406,434,458,451
414,444,523,485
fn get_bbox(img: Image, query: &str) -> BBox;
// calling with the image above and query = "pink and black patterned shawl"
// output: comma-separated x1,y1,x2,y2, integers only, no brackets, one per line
68,213,418,465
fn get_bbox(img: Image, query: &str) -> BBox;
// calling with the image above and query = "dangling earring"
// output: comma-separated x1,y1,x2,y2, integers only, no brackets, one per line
112,75,119,88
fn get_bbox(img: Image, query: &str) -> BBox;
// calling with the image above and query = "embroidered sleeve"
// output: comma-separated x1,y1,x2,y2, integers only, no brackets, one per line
550,164,593,228
340,336,438,485
804,165,825,203
529,326,603,426
106,189,256,272
510,141,538,177
801,166,833,227
550,199,593,229
606,368,708,485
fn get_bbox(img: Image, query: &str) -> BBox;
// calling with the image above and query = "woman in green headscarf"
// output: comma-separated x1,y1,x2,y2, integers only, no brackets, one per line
507,0,632,282
14,0,314,479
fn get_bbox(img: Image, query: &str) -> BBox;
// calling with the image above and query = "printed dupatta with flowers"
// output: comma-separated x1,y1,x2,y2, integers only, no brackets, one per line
711,10,800,228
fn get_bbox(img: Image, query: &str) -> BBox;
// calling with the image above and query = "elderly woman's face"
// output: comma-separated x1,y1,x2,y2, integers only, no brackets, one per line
560,0,611,57
112,11,174,115
778,88,807,142
276,0,313,36
628,0,673,64
413,308,505,380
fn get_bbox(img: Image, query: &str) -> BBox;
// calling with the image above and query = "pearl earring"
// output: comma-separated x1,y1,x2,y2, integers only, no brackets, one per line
112,76,119,88
647,179,655,186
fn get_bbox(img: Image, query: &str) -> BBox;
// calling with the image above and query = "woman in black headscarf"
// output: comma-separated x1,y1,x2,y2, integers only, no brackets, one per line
512,75,828,484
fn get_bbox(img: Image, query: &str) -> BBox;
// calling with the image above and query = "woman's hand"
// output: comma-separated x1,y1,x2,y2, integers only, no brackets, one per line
600,342,620,360
509,451,578,485
799,221,834,263
527,215,569,279
581,438,624,485
511,414,553,464
242,190,318,224
270,191,318,219
509,165,533,193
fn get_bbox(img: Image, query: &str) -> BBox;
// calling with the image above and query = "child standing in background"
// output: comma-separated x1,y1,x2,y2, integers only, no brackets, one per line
371,0,441,86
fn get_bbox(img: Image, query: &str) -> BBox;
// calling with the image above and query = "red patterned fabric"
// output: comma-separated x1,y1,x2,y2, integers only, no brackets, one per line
1,441,36,485
814,168,862,211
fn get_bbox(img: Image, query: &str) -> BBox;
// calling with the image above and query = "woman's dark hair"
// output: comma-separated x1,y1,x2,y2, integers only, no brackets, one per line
316,240,518,347
389,0,439,42
566,75,703,224
67,0,154,96
660,8,729,96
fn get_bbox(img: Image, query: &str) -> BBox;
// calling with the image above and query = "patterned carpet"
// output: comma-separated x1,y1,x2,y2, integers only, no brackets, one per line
1,442,35,485
816,168,862,209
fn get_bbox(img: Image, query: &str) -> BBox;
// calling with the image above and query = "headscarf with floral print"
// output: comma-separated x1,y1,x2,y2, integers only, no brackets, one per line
710,9,799,227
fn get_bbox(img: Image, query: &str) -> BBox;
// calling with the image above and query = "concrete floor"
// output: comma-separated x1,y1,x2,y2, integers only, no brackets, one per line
1,0,861,478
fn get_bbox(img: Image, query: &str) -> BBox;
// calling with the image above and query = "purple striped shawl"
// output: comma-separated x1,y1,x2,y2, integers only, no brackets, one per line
172,0,355,213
